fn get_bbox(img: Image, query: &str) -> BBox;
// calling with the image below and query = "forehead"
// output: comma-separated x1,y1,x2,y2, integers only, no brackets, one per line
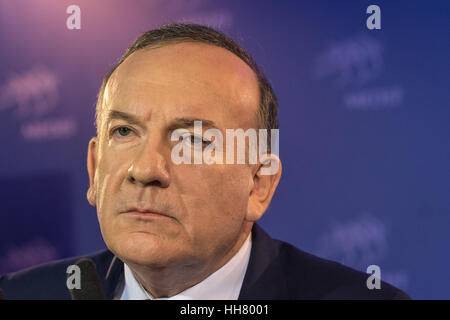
102,42,260,129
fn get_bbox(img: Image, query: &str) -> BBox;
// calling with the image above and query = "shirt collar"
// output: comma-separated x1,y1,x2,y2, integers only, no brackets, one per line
120,232,252,300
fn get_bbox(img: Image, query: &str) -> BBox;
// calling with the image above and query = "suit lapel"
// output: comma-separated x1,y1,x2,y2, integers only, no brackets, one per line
103,255,124,300
238,224,289,299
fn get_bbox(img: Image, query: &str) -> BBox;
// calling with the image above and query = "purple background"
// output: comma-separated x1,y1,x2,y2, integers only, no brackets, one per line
0,0,449,299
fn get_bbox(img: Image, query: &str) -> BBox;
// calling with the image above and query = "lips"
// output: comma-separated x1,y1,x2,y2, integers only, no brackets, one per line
123,207,171,219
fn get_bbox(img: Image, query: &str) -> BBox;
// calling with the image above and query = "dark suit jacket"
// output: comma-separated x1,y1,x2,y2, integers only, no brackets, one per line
0,224,410,299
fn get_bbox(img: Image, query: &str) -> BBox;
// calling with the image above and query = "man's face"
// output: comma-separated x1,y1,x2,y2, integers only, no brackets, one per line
87,42,262,270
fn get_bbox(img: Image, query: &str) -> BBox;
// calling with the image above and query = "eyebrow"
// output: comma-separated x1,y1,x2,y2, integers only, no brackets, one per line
167,117,217,130
106,110,218,130
106,110,143,126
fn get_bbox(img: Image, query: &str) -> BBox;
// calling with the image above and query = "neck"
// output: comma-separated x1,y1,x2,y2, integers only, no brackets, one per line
126,222,253,298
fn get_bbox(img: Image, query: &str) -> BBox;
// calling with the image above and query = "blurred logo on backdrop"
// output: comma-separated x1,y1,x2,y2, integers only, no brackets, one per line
313,33,404,110
316,214,409,290
0,65,77,141
0,237,58,274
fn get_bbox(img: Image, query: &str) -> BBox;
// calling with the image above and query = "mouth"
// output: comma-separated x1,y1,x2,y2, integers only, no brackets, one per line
122,207,172,220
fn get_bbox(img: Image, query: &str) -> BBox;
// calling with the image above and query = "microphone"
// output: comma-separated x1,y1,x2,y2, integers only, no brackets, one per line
0,288,4,300
68,258,105,300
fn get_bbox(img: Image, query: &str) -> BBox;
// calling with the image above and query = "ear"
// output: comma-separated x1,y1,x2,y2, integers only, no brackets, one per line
246,154,282,222
87,137,98,207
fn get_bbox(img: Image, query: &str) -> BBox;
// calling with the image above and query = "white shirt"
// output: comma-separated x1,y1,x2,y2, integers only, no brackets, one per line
119,232,252,300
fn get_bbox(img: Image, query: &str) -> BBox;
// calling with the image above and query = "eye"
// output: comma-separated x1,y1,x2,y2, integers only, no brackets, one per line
183,133,211,146
112,126,133,137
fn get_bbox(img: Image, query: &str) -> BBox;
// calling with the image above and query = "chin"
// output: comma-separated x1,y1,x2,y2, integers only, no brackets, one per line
109,232,186,267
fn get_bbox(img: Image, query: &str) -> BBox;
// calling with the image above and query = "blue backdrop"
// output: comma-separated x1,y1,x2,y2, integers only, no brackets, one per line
0,0,449,299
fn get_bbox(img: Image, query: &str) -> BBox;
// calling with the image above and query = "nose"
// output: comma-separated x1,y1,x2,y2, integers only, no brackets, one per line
127,136,170,188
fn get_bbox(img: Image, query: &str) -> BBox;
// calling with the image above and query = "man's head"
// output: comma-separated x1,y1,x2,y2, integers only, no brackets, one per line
86,24,281,290
95,24,278,147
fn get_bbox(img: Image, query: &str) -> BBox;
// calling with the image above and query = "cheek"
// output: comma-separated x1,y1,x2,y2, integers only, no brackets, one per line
95,154,131,218
96,173,112,220
174,164,251,234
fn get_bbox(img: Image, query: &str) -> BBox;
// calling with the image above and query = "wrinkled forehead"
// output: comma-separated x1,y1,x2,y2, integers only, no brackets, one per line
99,42,260,131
